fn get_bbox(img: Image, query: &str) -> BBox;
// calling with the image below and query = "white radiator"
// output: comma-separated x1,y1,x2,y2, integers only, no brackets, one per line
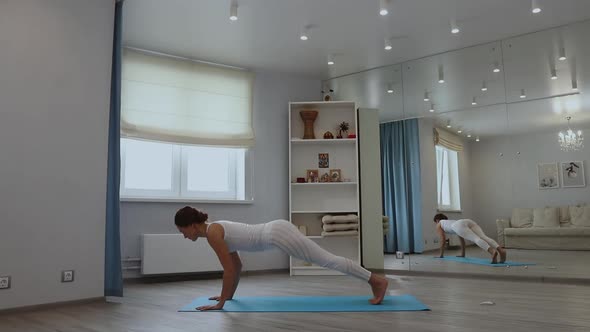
141,234,222,275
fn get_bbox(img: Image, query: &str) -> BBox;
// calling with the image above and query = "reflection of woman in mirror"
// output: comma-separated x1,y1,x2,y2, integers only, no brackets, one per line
434,214,507,264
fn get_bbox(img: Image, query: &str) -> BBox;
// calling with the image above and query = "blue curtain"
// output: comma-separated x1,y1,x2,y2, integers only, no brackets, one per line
105,0,123,297
380,119,423,254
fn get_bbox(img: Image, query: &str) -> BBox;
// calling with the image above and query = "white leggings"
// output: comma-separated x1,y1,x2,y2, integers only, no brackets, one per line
268,220,371,282
451,219,499,252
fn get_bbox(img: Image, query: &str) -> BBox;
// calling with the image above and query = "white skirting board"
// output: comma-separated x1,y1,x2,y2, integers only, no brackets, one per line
141,234,222,275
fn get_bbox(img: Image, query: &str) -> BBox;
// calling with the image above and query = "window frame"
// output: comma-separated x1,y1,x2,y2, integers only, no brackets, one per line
119,138,252,204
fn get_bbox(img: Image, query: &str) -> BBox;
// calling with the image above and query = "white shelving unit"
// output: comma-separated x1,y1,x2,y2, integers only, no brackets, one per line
288,101,360,276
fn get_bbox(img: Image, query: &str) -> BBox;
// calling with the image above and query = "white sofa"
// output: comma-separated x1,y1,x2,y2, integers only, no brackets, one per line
496,204,590,250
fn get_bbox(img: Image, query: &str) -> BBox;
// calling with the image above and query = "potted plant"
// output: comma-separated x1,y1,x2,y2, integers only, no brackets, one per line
337,121,349,139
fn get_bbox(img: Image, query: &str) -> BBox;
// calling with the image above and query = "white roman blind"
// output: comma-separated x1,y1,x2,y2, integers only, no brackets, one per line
433,128,463,151
121,49,254,147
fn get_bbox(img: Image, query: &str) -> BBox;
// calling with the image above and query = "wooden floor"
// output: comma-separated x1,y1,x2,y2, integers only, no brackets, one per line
1,272,590,331
385,247,590,280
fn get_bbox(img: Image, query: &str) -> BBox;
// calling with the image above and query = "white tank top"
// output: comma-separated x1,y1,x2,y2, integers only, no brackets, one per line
439,219,457,235
207,220,272,252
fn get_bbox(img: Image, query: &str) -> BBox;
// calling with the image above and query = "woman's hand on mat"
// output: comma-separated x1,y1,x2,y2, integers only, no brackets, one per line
197,301,225,311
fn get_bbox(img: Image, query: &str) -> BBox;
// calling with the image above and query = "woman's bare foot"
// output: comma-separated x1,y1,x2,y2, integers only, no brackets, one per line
498,247,507,263
490,249,498,264
368,273,389,305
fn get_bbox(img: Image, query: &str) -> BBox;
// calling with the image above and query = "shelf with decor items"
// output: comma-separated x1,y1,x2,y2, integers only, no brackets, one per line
288,101,361,276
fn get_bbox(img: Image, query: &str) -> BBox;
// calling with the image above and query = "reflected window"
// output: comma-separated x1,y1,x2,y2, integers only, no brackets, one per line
436,145,461,211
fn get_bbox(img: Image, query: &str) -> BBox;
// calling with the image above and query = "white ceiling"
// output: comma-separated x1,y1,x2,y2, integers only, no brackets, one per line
122,0,590,79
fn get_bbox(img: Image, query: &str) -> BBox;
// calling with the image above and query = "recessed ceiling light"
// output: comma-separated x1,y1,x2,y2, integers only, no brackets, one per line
475,136,480,142
481,81,488,92
558,47,567,61
471,97,477,106
450,20,460,34
379,0,390,16
229,2,238,21
387,83,394,93
327,54,335,66
300,26,309,41
384,39,392,51
467,134,472,138
520,89,526,98
551,68,558,80
429,104,435,112
438,65,445,83
424,91,430,101
572,80,578,91
531,0,541,14
493,62,501,73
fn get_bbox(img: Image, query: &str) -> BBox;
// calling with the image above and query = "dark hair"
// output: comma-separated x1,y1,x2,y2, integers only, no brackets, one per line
433,213,448,223
175,206,208,227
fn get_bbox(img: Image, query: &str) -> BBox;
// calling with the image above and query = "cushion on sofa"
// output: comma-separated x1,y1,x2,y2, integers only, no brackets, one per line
504,227,560,236
511,208,533,228
559,206,572,226
532,207,559,228
570,205,590,227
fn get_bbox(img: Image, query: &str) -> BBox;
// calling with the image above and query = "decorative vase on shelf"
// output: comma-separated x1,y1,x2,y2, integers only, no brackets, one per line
300,110,318,139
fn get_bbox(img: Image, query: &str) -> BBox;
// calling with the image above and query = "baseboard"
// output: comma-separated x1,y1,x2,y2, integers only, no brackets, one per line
374,268,590,286
124,268,289,284
0,297,105,315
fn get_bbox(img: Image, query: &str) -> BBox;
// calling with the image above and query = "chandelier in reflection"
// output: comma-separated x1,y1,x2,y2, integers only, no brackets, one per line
558,116,584,151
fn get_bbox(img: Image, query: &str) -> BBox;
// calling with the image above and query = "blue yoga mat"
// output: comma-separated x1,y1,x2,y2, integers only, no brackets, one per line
435,256,535,267
179,295,430,312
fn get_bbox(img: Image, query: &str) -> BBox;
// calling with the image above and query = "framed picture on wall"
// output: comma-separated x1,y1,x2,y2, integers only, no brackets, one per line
561,161,586,188
537,162,559,189
318,153,329,168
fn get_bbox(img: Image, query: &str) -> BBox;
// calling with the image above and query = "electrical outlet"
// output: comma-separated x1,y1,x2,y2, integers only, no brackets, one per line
0,276,11,289
61,270,75,283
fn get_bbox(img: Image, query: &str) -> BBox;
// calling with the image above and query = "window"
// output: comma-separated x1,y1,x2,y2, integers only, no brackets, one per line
435,145,461,211
120,138,248,201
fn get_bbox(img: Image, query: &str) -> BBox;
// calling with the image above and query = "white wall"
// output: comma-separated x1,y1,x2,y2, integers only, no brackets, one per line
0,0,114,310
419,118,474,251
120,72,320,277
471,128,590,232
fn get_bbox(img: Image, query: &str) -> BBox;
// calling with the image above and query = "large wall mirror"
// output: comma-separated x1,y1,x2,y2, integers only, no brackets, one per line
324,19,589,281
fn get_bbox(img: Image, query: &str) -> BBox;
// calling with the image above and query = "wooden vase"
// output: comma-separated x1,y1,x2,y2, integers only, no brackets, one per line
299,110,318,139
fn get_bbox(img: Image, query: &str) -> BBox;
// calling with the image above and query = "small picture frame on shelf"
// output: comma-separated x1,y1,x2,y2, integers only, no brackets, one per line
320,172,330,182
318,153,329,168
329,169,342,182
306,169,319,183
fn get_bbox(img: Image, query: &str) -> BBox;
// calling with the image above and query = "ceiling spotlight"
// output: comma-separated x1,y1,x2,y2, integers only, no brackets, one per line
446,121,452,128
476,136,480,142
467,134,472,138
387,83,394,94
551,67,558,80
457,129,463,134
327,54,335,66
493,61,501,73
424,91,430,101
531,0,541,14
558,47,567,61
450,19,460,34
572,79,578,91
481,81,488,92
384,39,393,51
300,26,309,41
229,2,238,21
429,104,435,113
438,65,445,83
471,97,477,106
520,89,527,98
379,0,390,16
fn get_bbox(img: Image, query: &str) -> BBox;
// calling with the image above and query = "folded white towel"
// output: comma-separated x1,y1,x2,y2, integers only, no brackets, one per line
321,230,359,237
323,223,359,232
322,214,359,224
